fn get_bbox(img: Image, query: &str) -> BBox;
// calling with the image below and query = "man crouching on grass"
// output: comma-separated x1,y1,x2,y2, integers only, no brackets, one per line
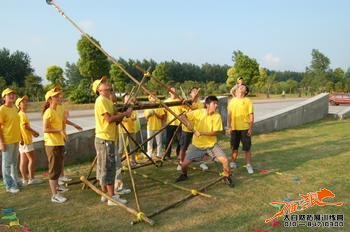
175,96,234,187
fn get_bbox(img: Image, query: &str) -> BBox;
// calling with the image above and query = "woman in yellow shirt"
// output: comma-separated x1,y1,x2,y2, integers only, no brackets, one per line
42,89,67,203
16,96,41,186
0,88,21,193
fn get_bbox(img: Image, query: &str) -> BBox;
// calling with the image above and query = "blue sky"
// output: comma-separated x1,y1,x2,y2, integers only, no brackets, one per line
1,0,349,80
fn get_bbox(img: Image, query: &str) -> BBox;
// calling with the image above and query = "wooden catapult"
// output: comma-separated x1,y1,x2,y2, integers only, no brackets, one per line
47,0,227,226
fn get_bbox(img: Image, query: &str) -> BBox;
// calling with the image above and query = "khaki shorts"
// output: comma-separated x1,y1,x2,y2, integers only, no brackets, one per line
95,137,116,186
185,144,226,162
19,144,34,153
45,146,64,180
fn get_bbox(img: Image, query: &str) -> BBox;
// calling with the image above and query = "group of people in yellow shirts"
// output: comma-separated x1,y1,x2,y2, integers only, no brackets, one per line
0,76,254,204
0,87,82,203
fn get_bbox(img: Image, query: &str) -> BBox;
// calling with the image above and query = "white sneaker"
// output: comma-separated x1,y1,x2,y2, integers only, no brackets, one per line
57,185,69,193
58,180,65,185
6,187,20,194
28,178,43,185
176,164,182,171
199,163,209,171
59,176,72,182
246,164,254,174
22,179,29,186
230,162,237,169
116,188,131,195
51,194,67,203
107,195,128,205
101,196,107,202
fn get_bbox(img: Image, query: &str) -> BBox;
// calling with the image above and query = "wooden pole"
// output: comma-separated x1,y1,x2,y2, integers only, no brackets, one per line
131,176,223,225
120,133,142,212
161,123,182,161
80,176,154,226
133,170,213,198
81,156,97,189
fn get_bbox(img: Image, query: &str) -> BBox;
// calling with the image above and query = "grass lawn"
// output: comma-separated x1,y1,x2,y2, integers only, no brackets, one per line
1,118,349,232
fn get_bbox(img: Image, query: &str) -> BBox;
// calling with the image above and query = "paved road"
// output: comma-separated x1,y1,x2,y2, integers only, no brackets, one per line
28,98,350,142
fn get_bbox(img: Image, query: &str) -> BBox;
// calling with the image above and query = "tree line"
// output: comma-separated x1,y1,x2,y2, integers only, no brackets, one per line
1,36,349,103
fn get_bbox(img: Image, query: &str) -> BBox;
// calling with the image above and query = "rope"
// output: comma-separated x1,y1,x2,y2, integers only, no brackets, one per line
136,212,145,222
191,189,198,196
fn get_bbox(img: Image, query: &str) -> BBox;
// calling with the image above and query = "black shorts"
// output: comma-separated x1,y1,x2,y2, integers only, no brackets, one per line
230,130,251,151
179,131,193,150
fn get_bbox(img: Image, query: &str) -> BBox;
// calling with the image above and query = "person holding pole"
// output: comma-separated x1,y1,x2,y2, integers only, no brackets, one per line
92,76,131,206
176,96,234,187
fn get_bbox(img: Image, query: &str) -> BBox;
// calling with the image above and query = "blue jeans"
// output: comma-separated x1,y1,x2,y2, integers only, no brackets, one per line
1,143,19,190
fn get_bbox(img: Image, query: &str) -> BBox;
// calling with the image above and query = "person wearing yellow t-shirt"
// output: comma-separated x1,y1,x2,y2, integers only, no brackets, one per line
0,88,21,193
145,94,165,158
42,89,67,203
177,87,205,171
164,87,183,159
175,96,234,187
227,84,254,174
51,87,82,186
118,93,139,166
93,76,131,206
16,96,42,186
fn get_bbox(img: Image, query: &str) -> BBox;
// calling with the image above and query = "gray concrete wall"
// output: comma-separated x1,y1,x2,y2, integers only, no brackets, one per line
253,93,329,134
337,108,350,120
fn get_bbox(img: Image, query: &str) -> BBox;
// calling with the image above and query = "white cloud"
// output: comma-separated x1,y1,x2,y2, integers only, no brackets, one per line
263,53,280,69
79,20,95,31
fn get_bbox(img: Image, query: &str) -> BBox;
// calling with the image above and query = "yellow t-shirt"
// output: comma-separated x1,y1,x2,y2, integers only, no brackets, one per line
119,111,137,133
227,97,253,130
187,109,223,148
43,108,65,146
18,111,32,145
95,95,117,141
0,105,21,144
182,100,204,132
145,108,165,131
164,98,183,126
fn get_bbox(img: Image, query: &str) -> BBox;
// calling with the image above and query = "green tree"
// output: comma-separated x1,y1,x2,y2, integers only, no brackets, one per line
65,62,84,86
0,48,34,86
148,63,169,93
286,79,298,94
69,79,95,103
46,65,65,87
77,36,110,81
0,76,6,91
229,50,259,86
109,63,127,93
24,74,44,101
226,67,236,86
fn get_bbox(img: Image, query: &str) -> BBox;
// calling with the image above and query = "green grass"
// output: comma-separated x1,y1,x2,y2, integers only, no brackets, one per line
1,119,349,231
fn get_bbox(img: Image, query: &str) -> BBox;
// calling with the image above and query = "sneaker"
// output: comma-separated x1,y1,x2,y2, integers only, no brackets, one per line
22,179,29,186
6,187,20,194
107,195,128,205
223,176,235,188
59,176,72,182
176,164,182,171
230,161,237,169
101,196,107,203
199,163,209,171
175,173,188,182
57,185,69,193
51,194,67,203
28,178,43,185
246,164,254,174
116,188,131,195
58,180,65,185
